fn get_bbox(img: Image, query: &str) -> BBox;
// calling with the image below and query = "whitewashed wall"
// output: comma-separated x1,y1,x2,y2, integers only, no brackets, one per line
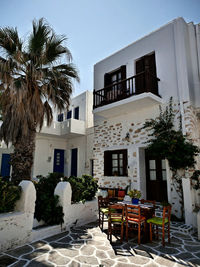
32,135,67,177
0,181,36,252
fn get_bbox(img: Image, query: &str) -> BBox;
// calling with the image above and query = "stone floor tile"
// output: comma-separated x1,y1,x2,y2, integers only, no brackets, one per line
187,258,200,266
22,247,50,260
70,233,92,240
0,255,17,266
133,246,154,258
85,240,105,246
194,252,200,258
185,245,200,252
6,245,33,257
57,248,79,257
176,252,197,260
48,251,71,265
115,256,129,262
170,237,184,244
43,231,68,242
173,232,193,241
95,249,108,259
129,255,151,265
27,255,54,267
100,258,116,267
57,235,72,243
115,263,138,267
9,259,28,267
155,245,180,255
68,260,81,267
145,262,159,267
49,241,72,249
184,241,200,246
74,255,99,265
155,255,176,267
30,240,47,249
80,245,95,255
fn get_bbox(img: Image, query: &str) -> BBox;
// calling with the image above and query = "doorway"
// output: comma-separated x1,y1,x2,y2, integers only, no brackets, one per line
145,151,168,202
1,153,11,177
53,149,65,174
71,148,78,177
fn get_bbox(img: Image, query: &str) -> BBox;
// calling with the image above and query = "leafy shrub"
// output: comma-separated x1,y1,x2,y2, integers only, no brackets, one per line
34,173,98,225
0,178,21,213
34,173,64,226
64,174,98,203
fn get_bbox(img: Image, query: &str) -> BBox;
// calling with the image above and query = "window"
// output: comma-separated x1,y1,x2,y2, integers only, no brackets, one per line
104,149,127,176
74,107,79,120
57,113,63,122
104,65,126,89
67,110,72,119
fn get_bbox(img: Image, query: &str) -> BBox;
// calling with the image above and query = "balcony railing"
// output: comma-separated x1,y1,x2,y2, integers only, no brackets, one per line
93,71,160,109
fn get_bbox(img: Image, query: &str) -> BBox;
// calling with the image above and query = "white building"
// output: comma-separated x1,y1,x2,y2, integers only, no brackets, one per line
0,90,94,179
93,17,200,219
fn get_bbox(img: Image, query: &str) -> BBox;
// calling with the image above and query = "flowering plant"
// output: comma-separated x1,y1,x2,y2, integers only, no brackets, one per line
128,189,141,199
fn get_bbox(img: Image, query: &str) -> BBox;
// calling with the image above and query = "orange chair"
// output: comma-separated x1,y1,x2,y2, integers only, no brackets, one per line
147,205,171,246
108,204,125,243
125,204,146,245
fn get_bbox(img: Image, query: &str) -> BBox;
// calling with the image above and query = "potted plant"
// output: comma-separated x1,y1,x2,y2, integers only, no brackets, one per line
128,189,141,204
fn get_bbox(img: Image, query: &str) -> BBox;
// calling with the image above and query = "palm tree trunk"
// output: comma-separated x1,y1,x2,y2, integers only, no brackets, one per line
10,129,36,184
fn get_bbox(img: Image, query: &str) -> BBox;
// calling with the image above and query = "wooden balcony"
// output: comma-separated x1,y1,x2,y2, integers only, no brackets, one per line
93,71,160,109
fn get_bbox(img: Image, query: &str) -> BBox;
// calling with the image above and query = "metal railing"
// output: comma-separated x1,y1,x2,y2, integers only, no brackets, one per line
93,71,160,109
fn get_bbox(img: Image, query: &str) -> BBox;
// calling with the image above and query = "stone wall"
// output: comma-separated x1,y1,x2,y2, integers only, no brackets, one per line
93,101,200,219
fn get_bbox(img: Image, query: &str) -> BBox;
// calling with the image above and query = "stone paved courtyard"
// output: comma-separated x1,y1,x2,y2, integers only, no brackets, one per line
0,221,200,267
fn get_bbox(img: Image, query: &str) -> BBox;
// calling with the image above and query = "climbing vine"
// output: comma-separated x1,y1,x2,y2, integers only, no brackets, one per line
142,97,200,219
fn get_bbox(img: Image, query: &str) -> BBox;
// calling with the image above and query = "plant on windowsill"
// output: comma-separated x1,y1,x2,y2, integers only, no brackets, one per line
128,189,141,204
142,97,200,219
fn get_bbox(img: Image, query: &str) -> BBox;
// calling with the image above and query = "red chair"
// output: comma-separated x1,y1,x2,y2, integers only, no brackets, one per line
125,204,146,245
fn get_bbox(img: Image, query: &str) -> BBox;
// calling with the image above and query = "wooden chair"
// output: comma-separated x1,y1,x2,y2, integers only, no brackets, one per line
147,205,172,246
108,204,125,243
140,199,156,208
125,204,146,245
140,199,156,216
98,196,110,230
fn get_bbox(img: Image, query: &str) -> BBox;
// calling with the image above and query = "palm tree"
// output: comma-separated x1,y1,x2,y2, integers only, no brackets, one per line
0,18,79,183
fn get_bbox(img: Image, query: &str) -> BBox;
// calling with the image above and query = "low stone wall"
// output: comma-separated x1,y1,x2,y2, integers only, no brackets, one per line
0,181,36,252
0,181,98,251
54,182,98,229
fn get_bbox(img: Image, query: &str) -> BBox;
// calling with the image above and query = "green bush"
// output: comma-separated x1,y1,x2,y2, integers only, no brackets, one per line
34,173,98,225
0,178,21,213
64,174,98,203
34,173,64,226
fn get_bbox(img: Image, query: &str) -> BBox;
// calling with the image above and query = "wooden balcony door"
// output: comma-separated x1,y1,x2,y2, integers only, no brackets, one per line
135,53,158,95
145,151,168,202
104,65,126,102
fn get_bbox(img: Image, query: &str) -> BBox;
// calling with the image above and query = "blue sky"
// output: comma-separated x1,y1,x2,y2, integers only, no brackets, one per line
1,0,200,96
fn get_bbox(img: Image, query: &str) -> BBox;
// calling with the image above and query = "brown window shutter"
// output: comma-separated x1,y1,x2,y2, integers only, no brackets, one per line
144,53,158,95
104,151,111,176
135,57,145,94
120,65,126,80
104,73,110,87
120,65,127,93
123,150,128,176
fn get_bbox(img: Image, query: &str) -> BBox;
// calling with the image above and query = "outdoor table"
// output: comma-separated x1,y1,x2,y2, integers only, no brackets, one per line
116,201,155,242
